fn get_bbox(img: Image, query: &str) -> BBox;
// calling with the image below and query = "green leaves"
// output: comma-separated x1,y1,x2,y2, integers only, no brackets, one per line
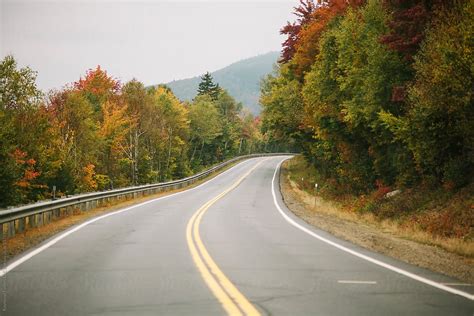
403,1,474,186
197,72,220,100
264,0,473,193
0,56,268,207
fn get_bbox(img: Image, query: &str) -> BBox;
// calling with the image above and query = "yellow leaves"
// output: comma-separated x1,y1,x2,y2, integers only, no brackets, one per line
152,86,190,140
81,163,97,191
100,100,135,154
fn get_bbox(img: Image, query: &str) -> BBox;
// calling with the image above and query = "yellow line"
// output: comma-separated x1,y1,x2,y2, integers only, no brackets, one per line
186,160,264,316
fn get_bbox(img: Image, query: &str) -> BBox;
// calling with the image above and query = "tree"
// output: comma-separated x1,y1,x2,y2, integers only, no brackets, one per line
0,57,272,206
148,86,190,180
382,1,474,187
188,95,222,166
197,72,220,100
0,55,46,206
260,64,306,148
213,90,242,158
74,65,121,114
301,0,413,190
98,99,135,189
280,0,317,63
46,90,100,192
0,55,42,111
121,80,154,184
280,0,364,79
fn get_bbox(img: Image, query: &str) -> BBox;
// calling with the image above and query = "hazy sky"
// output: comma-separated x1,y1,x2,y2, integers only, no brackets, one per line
1,0,295,91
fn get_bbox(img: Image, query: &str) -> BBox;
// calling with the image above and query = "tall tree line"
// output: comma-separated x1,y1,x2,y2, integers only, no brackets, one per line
0,61,269,207
261,0,473,193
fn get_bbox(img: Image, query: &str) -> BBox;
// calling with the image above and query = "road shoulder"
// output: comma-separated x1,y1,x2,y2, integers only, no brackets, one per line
279,160,474,284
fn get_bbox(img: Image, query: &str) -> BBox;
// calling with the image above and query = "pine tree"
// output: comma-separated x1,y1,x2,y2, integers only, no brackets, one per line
197,72,220,100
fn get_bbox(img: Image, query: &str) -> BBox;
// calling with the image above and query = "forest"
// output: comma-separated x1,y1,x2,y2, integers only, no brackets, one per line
261,0,473,194
260,0,473,241
0,61,275,207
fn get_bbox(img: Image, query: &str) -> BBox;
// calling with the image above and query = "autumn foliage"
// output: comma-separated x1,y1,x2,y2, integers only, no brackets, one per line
280,0,364,78
0,59,268,207
263,0,473,192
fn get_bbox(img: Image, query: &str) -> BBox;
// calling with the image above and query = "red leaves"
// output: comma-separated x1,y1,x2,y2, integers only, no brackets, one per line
74,65,121,99
380,1,432,61
280,0,317,63
391,85,407,102
280,0,364,77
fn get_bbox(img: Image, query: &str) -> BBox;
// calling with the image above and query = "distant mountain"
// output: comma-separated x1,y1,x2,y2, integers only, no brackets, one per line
164,51,279,114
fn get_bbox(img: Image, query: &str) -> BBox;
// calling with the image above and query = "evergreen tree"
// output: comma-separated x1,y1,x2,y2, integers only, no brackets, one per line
197,72,220,100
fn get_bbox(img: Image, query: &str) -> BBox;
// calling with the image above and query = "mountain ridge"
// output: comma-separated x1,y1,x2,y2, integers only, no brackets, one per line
163,51,279,114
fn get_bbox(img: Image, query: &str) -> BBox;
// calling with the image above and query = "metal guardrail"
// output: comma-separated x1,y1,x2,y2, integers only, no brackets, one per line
0,153,292,238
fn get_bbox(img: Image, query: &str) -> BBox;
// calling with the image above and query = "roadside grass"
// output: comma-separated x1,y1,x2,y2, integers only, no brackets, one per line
0,160,241,262
284,156,474,258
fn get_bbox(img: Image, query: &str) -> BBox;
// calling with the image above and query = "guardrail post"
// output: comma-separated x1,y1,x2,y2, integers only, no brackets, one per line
37,213,43,227
28,215,36,228
7,221,15,238
17,218,26,233
44,211,51,224
53,208,60,219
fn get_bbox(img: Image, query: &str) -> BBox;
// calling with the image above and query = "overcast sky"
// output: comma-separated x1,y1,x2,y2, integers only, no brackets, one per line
1,0,295,91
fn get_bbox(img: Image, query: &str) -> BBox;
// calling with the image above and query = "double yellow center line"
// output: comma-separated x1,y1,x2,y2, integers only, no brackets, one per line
186,161,264,316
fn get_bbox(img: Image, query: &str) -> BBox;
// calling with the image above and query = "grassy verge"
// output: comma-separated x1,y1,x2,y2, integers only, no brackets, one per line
284,156,473,258
1,159,242,262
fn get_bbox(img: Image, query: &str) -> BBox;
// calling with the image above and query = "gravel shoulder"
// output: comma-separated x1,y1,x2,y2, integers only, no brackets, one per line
279,160,474,284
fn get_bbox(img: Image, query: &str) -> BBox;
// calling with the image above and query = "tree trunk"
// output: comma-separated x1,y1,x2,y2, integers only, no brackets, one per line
190,139,198,163
130,132,135,185
166,128,173,179
134,129,139,185
198,140,205,163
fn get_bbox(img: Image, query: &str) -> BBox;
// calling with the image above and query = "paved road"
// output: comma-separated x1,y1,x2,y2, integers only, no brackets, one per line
3,157,474,315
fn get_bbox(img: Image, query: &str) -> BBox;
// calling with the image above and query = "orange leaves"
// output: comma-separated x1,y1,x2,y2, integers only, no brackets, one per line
12,148,28,164
293,5,337,77
81,163,98,191
281,0,364,78
11,149,41,189
74,65,121,95
74,66,121,112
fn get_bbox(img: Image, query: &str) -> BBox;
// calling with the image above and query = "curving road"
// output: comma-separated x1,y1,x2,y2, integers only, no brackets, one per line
4,157,474,315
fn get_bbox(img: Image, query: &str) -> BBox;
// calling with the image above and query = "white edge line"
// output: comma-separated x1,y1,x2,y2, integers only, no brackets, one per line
271,158,474,301
338,280,377,284
0,158,258,277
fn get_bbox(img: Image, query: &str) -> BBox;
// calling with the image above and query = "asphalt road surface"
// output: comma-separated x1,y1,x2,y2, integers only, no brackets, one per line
3,157,474,315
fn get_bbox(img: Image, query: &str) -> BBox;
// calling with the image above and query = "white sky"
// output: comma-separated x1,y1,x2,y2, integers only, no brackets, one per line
1,0,295,91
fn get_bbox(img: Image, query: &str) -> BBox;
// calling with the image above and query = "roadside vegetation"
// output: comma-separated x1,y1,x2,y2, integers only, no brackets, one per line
285,156,473,258
0,59,287,208
262,0,473,253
